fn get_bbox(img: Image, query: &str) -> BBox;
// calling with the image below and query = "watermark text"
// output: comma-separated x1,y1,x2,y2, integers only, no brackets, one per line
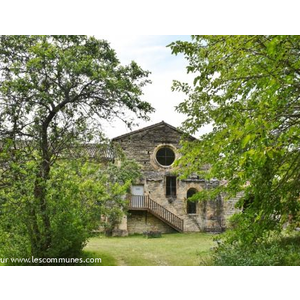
0,256,102,265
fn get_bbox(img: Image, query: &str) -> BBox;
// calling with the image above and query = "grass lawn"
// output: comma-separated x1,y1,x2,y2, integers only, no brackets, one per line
84,232,216,266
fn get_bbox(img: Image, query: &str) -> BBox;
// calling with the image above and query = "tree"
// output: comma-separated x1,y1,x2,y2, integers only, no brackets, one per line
169,36,300,243
0,155,141,263
0,35,154,258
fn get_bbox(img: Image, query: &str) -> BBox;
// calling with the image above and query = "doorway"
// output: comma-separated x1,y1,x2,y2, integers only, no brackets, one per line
131,185,145,207
187,188,197,214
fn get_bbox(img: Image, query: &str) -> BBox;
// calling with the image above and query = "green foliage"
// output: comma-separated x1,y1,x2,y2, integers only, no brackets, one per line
0,156,140,264
213,231,300,266
143,231,162,238
169,36,300,245
0,35,154,160
0,35,153,261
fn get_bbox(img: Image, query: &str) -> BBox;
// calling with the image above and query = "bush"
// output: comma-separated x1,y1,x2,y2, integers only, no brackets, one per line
143,231,162,238
0,157,141,264
213,231,300,266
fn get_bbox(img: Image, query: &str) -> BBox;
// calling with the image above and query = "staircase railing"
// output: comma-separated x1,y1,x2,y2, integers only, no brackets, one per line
129,195,184,232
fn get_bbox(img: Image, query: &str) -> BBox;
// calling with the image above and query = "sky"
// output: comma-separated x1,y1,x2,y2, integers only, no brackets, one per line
95,35,210,139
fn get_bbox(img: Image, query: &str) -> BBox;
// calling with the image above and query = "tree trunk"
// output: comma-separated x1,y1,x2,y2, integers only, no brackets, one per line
33,161,52,255
26,204,41,257
33,126,52,256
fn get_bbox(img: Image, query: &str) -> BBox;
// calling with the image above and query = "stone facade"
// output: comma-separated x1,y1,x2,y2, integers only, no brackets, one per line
112,121,239,235
127,211,176,234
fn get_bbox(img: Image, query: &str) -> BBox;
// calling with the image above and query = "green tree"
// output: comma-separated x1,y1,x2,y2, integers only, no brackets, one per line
169,35,300,244
0,156,141,263
0,35,154,258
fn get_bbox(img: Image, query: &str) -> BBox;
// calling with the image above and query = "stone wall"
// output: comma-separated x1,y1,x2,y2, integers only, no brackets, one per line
113,122,240,233
113,122,185,173
222,192,243,227
127,210,176,234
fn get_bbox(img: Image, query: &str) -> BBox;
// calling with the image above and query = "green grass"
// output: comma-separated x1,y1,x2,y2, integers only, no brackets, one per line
83,232,215,266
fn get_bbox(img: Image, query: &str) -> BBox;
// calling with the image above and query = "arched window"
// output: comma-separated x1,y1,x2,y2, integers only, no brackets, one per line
156,146,175,166
187,188,197,214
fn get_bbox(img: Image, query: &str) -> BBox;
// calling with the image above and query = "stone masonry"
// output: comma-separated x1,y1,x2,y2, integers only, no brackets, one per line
112,121,239,234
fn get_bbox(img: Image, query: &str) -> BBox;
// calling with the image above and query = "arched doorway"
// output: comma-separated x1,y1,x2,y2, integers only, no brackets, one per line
187,188,197,214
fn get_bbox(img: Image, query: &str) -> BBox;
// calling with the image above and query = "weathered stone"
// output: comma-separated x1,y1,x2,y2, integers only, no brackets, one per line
112,121,240,234
112,229,128,237
127,211,176,234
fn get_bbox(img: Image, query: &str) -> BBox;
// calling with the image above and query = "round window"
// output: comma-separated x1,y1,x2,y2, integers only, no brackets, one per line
156,146,175,166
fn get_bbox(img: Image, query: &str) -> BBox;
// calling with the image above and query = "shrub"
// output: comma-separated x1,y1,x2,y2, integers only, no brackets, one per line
213,231,300,266
0,157,141,264
143,231,162,238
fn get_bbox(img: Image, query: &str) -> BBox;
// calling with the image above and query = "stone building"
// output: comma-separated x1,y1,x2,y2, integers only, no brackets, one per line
112,121,239,235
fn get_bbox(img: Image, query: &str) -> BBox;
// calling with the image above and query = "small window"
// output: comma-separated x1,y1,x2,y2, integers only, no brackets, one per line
156,147,175,166
166,176,176,196
187,188,197,214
